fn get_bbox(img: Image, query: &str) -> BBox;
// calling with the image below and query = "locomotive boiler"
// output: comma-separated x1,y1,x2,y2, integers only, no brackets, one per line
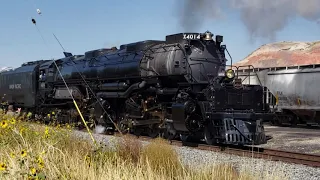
0,31,270,145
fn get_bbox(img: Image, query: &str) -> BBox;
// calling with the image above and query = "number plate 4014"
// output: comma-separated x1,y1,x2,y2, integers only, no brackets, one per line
183,33,201,40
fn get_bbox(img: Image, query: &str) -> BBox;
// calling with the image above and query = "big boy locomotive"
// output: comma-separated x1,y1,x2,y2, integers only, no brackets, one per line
0,31,270,145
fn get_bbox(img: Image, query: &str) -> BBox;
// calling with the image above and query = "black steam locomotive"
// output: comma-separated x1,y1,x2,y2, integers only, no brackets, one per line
0,31,270,145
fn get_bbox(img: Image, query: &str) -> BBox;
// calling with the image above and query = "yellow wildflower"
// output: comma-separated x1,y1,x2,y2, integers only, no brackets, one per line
45,127,49,134
47,114,51,118
84,155,91,167
27,112,32,118
10,152,15,158
37,157,44,169
10,118,16,124
0,162,7,171
19,127,25,135
21,150,27,158
30,167,37,175
1,121,8,128
84,155,90,162
51,111,55,115
43,127,49,138
66,124,72,132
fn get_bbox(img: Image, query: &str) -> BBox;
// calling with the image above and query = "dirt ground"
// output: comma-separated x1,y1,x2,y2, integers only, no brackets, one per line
255,125,320,155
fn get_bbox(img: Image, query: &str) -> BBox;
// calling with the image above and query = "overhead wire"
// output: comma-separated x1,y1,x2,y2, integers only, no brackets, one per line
28,3,123,136
51,33,122,135
30,18,96,144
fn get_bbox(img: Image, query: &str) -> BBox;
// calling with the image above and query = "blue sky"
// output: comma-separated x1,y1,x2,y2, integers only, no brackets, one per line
0,0,319,68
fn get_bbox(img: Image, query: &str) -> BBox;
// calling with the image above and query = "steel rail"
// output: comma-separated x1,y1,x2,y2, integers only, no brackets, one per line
121,134,320,168
171,141,320,168
71,127,320,168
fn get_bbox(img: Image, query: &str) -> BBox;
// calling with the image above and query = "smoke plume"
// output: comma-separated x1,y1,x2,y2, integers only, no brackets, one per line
177,0,224,32
177,0,320,40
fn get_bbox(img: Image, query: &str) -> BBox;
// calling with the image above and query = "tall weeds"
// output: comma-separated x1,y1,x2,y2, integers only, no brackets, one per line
0,111,288,180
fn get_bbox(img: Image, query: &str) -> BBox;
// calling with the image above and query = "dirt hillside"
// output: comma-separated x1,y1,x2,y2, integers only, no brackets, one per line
233,41,320,68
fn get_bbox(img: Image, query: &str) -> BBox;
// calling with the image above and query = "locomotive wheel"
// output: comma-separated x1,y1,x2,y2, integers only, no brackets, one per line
132,127,143,137
117,118,129,134
180,134,189,142
185,113,202,133
147,124,161,138
204,126,215,145
163,123,177,140
180,134,201,143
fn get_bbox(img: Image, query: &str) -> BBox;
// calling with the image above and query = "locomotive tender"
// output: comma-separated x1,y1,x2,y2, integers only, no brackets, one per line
0,31,270,145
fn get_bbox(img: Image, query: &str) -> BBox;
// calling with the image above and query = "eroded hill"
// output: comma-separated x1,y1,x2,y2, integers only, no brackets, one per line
234,41,320,68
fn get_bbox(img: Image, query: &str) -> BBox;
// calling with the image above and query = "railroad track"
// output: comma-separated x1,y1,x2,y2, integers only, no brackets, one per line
114,133,320,168
264,122,320,130
181,142,320,168
41,123,320,168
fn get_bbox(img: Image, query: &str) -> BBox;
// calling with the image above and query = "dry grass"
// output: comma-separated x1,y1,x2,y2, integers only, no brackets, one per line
0,111,288,180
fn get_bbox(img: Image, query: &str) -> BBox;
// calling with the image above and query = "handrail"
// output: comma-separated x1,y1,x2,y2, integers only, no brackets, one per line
228,65,263,86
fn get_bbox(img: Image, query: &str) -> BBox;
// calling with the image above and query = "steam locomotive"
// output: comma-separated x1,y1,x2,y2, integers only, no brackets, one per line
0,31,270,145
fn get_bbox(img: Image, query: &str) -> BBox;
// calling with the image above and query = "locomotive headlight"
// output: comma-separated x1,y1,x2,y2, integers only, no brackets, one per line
225,69,235,79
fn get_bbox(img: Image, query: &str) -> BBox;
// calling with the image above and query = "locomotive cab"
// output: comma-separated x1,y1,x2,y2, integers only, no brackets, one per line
38,60,60,89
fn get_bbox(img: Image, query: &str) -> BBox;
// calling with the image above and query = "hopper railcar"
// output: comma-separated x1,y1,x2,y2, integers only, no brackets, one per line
0,31,271,145
234,64,320,127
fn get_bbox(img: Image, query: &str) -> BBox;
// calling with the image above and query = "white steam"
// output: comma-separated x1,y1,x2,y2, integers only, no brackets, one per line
94,125,106,134
177,0,320,40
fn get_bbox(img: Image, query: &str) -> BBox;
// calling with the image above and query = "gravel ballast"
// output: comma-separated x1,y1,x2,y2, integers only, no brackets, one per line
73,130,320,180
256,125,320,155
